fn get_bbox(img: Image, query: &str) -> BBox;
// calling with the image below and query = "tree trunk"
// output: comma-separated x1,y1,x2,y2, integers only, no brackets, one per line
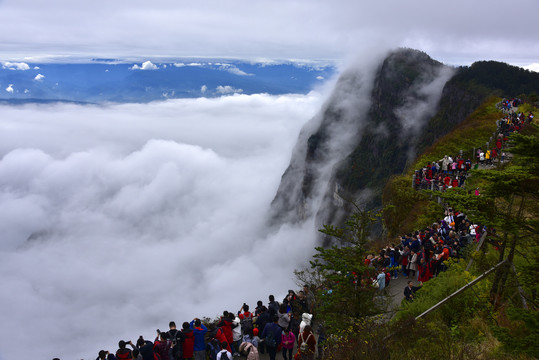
489,194,514,304
491,194,526,308
494,235,517,309
490,231,507,305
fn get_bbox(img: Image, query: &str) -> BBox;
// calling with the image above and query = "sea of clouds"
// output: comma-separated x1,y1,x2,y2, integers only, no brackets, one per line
0,92,327,360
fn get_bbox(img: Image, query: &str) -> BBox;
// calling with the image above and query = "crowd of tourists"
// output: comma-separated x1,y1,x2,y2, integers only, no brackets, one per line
366,207,481,300
89,287,322,360
400,98,534,300
67,98,532,360
413,98,533,192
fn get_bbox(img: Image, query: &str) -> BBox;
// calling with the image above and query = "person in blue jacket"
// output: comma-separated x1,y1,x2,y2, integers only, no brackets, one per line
190,318,208,360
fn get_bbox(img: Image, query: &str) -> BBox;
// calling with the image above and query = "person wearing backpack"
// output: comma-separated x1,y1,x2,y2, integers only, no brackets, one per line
216,342,232,360
210,325,231,353
261,315,282,360
239,303,254,335
167,322,185,360
217,312,235,354
296,325,316,360
205,336,220,360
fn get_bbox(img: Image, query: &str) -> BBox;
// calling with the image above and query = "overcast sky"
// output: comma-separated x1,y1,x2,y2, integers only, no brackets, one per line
0,0,538,68
0,1,538,358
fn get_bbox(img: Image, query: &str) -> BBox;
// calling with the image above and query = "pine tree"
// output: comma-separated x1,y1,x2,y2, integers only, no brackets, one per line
308,205,383,332
435,133,538,307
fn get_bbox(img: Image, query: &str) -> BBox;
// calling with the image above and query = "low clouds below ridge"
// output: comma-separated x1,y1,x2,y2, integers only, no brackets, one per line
0,93,325,360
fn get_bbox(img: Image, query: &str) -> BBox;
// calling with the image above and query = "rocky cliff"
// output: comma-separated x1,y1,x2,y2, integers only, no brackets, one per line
269,48,539,236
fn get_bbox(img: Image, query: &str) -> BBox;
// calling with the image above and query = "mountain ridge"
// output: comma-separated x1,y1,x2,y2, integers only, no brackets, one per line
269,48,539,238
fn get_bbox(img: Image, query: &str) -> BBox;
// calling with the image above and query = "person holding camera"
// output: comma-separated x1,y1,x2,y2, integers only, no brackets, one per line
189,318,208,360
116,340,137,360
154,330,171,360
136,336,155,360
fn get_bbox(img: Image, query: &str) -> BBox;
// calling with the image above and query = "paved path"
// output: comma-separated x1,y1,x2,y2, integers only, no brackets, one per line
254,342,298,360
386,274,410,311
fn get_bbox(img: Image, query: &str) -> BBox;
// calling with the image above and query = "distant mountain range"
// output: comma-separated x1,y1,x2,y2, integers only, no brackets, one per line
0,59,336,103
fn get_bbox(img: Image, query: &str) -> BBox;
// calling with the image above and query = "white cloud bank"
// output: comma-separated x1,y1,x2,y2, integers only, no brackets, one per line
5,84,14,93
130,60,159,70
2,61,30,70
0,92,325,360
34,73,45,81
524,63,539,73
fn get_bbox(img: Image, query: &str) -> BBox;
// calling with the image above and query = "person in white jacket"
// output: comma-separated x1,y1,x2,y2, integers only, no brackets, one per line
232,315,242,353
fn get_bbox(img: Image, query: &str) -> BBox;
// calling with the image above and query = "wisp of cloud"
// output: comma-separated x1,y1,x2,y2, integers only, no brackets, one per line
0,93,325,360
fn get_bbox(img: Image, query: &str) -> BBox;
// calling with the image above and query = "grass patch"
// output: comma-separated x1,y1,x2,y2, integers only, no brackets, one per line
412,96,502,173
382,97,504,237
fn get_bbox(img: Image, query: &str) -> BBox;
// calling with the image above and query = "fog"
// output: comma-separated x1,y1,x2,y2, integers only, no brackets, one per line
268,53,383,225
0,93,326,359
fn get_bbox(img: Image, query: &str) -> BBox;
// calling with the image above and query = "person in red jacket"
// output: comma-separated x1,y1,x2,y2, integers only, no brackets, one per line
297,325,316,360
115,340,132,360
443,175,451,187
213,324,232,353
218,312,235,352
181,322,195,359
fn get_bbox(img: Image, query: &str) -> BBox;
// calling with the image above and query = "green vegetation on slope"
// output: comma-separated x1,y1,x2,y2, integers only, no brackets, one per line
306,89,538,358
382,96,503,237
307,129,538,360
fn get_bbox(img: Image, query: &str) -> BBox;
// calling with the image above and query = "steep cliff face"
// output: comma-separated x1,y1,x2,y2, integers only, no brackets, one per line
269,49,539,235
269,48,453,227
318,49,454,226
269,58,378,225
